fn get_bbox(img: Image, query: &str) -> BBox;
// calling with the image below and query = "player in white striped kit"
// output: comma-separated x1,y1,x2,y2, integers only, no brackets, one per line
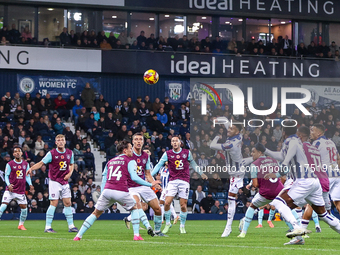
210,117,244,237
159,161,179,223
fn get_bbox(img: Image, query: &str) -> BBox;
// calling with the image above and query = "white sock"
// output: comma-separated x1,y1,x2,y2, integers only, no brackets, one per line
160,204,164,220
225,196,236,229
295,208,303,221
170,204,177,219
271,198,299,229
319,212,340,233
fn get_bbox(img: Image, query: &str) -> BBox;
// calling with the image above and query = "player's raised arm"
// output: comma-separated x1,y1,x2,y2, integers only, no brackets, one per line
210,136,223,151
242,157,254,166
128,160,160,187
26,151,52,175
151,152,168,176
256,143,284,162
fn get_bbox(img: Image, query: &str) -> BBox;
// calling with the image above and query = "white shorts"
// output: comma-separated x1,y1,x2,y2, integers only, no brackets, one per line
229,177,243,194
329,178,340,201
252,193,272,208
323,192,331,211
95,189,136,211
283,178,294,190
128,186,157,203
160,187,167,202
49,180,71,200
2,191,27,205
166,180,189,199
288,179,324,208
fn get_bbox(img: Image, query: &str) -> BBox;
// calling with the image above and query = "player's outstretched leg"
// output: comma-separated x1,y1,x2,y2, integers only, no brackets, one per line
171,204,179,224
318,211,340,234
238,206,255,238
64,206,78,232
256,209,264,228
18,207,28,230
162,210,172,234
0,204,8,219
45,205,57,233
131,209,143,240
179,211,187,234
222,196,236,237
74,213,98,240
312,210,321,232
138,209,153,235
267,208,275,228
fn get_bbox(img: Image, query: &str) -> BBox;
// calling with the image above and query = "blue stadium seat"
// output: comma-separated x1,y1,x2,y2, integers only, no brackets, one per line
42,135,52,141
216,192,226,199
187,199,193,207
189,189,193,199
203,186,209,192
218,199,225,206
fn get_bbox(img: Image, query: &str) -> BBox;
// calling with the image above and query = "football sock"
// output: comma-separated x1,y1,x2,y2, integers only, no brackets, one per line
271,198,299,229
295,208,303,221
318,212,340,233
76,214,97,238
225,196,236,229
180,211,187,228
283,218,294,231
127,214,132,221
0,204,7,218
242,207,255,234
170,204,177,219
291,209,300,225
258,209,264,225
19,208,28,226
164,210,171,225
160,204,164,220
312,210,320,227
45,205,56,229
64,206,75,228
131,209,140,236
268,209,275,221
138,209,151,229
301,219,309,229
154,215,162,232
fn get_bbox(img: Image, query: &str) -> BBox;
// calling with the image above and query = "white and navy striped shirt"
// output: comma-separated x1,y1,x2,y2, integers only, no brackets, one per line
160,166,170,189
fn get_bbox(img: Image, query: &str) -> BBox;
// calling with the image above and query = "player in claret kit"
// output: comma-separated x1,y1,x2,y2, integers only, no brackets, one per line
238,145,284,238
123,133,164,236
74,140,160,241
152,135,207,234
0,146,34,230
27,134,78,233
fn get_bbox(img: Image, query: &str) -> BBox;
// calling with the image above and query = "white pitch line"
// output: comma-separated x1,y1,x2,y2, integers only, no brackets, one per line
0,235,339,252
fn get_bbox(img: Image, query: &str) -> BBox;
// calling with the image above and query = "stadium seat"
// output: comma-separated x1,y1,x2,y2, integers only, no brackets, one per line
187,199,193,207
203,186,209,192
218,199,225,206
216,192,226,199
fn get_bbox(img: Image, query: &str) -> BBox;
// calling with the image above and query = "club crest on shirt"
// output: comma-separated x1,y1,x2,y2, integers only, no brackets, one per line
183,154,187,159
176,155,180,159
67,155,70,159
137,158,141,163
142,159,146,164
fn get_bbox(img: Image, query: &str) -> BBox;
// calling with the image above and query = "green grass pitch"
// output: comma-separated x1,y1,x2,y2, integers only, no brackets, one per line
0,219,339,255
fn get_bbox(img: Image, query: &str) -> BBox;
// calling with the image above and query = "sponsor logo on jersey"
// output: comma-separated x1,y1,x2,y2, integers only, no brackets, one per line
13,166,16,169
55,156,59,159
171,156,174,158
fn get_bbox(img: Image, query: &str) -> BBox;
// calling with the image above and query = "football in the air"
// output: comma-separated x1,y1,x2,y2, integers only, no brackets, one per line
143,69,159,85
239,217,245,232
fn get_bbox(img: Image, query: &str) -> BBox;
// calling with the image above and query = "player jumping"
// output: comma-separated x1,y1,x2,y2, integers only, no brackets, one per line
210,118,244,237
27,134,78,233
74,140,160,241
152,135,206,234
0,146,34,230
